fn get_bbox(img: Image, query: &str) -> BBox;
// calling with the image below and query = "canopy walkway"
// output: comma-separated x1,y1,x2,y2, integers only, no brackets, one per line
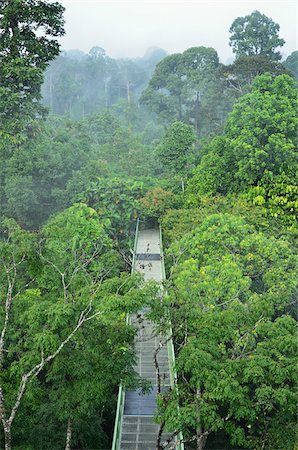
112,221,183,450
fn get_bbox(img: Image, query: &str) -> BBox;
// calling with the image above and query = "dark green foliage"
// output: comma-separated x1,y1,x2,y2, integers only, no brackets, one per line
229,10,285,60
283,50,298,82
156,122,197,177
0,0,65,138
222,54,290,96
140,47,231,136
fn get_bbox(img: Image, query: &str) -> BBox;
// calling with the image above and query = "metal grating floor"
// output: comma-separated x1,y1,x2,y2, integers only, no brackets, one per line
119,229,174,449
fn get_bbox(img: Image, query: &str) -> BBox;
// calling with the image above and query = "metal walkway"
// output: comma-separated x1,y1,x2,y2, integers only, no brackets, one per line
112,224,183,450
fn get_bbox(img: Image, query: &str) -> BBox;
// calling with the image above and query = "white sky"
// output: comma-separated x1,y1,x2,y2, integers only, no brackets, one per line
58,0,298,62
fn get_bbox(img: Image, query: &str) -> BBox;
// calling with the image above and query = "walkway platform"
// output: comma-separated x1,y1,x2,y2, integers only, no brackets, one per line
119,228,173,449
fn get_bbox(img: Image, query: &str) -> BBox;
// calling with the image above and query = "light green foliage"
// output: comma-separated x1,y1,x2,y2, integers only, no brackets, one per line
249,170,298,230
40,203,121,295
0,209,155,448
188,74,298,228
225,74,297,186
156,213,297,448
161,195,274,249
229,10,285,61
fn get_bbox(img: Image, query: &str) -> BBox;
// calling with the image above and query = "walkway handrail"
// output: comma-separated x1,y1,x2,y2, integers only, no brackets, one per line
111,384,125,450
111,219,139,450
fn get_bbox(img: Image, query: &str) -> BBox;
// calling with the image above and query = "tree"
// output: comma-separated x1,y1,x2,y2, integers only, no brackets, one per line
283,50,298,82
0,206,150,449
0,0,65,138
222,55,289,96
188,73,298,224
156,122,196,191
229,10,285,61
156,213,297,449
187,136,235,197
77,178,144,250
140,53,184,123
140,47,226,135
0,217,102,450
225,74,297,187
138,187,178,220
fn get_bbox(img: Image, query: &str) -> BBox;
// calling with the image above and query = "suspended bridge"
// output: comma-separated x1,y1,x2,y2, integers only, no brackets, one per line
112,221,183,450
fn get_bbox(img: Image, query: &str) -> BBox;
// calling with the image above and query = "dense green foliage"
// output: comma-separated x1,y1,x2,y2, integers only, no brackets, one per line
156,213,297,449
0,2,297,448
283,50,298,82
187,73,298,229
229,10,285,60
0,209,156,448
0,0,65,139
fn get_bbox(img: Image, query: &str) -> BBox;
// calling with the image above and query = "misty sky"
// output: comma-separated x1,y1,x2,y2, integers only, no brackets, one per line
58,1,297,63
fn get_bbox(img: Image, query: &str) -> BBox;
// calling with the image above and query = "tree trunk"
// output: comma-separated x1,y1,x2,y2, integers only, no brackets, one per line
49,70,53,111
65,419,72,450
127,81,131,104
196,434,208,450
194,91,199,134
196,386,208,450
3,423,11,450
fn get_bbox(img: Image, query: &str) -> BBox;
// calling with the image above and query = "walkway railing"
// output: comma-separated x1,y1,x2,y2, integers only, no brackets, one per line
111,384,125,450
111,219,139,450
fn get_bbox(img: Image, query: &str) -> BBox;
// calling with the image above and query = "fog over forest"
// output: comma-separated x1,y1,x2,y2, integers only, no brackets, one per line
57,1,297,62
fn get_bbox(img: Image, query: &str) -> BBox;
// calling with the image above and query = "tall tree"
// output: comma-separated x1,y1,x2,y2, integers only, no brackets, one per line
224,74,297,187
0,0,65,138
229,10,285,61
188,73,298,228
222,55,289,96
156,121,196,191
140,47,226,135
